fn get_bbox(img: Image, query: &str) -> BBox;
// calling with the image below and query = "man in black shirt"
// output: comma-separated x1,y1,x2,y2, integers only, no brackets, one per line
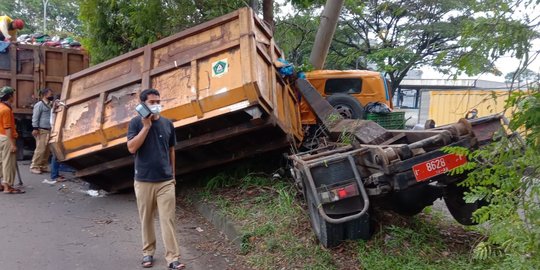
127,88,184,269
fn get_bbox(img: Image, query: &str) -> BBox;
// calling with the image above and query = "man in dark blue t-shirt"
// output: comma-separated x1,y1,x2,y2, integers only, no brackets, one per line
127,88,184,269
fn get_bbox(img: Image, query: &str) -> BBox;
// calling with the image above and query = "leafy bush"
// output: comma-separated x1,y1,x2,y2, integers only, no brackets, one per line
446,90,540,269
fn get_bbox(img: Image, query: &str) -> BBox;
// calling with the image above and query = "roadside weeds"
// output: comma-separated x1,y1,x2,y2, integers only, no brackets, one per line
184,172,497,270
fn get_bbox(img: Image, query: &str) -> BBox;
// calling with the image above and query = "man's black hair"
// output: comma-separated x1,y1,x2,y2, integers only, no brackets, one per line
1,93,13,102
140,88,160,102
39,88,52,97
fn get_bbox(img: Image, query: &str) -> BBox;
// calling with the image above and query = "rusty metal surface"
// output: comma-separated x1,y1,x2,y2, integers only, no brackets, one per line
0,44,88,115
51,8,304,190
328,119,389,145
465,115,504,144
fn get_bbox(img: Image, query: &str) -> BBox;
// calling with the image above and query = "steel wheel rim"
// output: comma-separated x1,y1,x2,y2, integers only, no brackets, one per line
334,104,354,119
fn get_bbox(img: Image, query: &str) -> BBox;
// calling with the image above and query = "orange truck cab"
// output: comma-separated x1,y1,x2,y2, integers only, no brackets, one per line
300,70,393,125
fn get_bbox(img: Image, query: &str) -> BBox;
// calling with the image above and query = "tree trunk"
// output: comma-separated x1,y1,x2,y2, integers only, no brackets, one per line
249,0,259,13
262,0,274,32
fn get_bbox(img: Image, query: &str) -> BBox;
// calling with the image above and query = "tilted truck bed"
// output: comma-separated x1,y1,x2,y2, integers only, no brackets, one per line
49,8,303,191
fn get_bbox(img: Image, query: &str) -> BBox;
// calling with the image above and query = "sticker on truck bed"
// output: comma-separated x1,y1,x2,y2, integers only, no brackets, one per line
212,59,228,77
412,154,467,182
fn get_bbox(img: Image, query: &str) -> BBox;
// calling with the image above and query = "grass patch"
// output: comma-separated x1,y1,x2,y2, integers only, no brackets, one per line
199,171,339,269
358,212,494,270
194,167,493,269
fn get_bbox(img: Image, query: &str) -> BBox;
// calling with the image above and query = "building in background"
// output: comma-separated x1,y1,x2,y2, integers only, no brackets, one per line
394,75,510,127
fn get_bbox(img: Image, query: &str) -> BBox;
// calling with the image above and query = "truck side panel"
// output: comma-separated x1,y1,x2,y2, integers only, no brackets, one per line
0,44,88,114
50,8,303,190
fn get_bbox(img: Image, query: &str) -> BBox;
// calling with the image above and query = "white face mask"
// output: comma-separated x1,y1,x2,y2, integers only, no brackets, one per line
149,104,162,114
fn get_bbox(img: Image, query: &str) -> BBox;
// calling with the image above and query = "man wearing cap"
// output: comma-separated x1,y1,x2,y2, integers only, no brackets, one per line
0,16,25,42
30,88,53,174
0,86,24,194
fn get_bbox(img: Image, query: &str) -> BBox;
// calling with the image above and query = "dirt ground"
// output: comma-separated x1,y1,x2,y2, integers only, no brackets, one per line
0,161,247,270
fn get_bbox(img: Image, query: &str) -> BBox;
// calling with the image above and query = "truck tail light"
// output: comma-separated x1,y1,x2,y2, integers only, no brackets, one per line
319,182,359,204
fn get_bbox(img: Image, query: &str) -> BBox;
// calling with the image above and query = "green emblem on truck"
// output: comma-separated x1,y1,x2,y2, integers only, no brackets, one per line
212,59,228,77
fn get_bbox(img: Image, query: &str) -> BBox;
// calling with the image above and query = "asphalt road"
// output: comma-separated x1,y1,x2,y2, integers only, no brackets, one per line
0,161,245,270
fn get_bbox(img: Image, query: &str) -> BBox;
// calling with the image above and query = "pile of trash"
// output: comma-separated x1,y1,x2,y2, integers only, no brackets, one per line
16,33,82,49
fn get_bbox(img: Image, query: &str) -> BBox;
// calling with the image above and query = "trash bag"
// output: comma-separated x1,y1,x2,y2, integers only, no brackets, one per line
364,102,391,114
275,58,294,76
0,41,10,53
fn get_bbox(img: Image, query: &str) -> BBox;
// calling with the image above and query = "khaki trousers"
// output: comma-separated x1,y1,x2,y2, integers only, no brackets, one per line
134,179,180,264
0,135,16,186
30,130,50,170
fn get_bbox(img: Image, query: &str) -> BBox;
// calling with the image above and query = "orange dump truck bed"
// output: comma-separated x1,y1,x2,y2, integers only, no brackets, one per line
49,8,303,191
0,43,88,159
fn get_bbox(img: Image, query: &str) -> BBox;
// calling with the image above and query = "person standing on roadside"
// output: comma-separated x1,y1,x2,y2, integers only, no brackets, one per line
0,86,24,194
49,94,65,182
127,88,184,269
30,88,53,174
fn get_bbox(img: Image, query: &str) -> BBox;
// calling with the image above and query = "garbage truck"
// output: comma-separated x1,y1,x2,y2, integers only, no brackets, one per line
0,43,88,159
48,8,393,191
48,8,508,246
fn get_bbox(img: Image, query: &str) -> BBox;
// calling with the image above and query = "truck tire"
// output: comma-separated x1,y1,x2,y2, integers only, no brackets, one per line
344,212,371,240
444,183,486,225
390,185,441,216
306,187,344,248
326,94,364,119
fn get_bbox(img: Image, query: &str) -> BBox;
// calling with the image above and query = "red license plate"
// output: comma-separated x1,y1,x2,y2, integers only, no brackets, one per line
412,154,467,182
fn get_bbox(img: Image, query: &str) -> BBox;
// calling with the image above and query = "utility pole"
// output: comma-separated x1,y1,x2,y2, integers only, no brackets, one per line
43,0,49,33
309,0,344,70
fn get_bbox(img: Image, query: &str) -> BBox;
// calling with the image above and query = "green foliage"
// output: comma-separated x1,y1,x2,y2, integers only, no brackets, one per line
505,68,540,85
79,0,249,64
206,175,340,269
277,0,537,95
0,0,81,35
274,8,318,66
445,90,540,268
357,215,489,270
205,171,272,190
